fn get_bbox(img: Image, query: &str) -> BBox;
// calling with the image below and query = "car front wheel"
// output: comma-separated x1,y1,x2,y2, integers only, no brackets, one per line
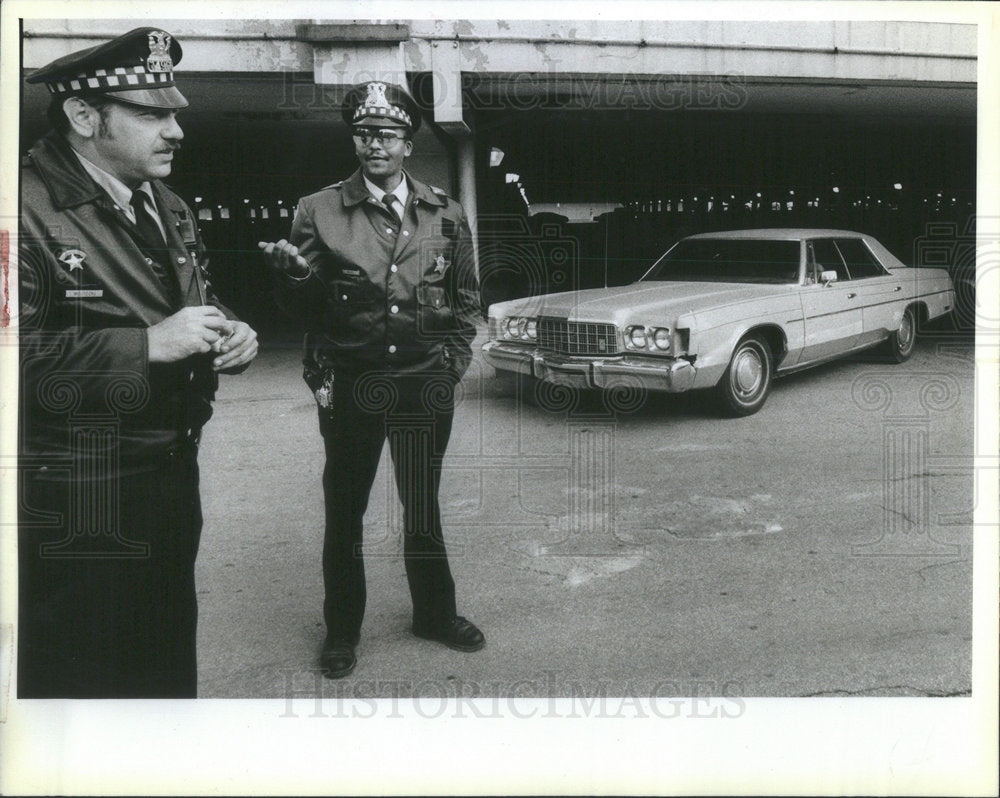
713,333,773,416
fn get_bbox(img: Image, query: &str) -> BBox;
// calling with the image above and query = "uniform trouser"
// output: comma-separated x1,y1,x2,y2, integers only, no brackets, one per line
18,445,202,698
318,371,458,644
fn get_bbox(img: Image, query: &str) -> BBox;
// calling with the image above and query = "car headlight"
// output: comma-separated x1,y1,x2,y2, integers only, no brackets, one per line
652,328,672,351
627,326,647,348
501,316,537,341
624,325,673,352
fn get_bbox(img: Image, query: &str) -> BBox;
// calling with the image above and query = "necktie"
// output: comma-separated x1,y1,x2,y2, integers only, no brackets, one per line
130,191,168,253
129,191,178,304
381,193,401,227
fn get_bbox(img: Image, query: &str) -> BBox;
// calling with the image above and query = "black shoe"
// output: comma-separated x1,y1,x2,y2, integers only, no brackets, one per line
413,616,485,652
319,637,357,679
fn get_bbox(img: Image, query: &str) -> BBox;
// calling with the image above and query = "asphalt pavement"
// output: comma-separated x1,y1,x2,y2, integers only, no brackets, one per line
194,323,974,700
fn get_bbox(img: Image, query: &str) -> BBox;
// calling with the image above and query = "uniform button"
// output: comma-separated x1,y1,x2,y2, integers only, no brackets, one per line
342,294,348,301
388,345,397,354
177,257,187,264
390,305,399,314
145,258,154,265
390,264,398,273
402,230,410,237
386,227,394,235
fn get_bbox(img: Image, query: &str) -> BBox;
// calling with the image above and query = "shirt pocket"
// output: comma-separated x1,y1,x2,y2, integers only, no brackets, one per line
327,279,378,343
332,279,377,307
416,283,452,334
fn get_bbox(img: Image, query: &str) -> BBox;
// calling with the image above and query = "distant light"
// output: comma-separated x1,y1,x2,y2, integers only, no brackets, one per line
277,200,283,205
832,187,840,193
490,147,505,168
755,192,761,198
194,196,203,203
789,190,795,195
893,183,903,190
243,198,250,204
505,173,520,184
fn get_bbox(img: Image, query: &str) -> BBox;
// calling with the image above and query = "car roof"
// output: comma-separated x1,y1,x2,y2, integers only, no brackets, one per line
684,229,869,240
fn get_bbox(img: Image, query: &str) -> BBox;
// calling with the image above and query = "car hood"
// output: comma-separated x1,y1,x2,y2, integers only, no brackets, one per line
492,281,791,324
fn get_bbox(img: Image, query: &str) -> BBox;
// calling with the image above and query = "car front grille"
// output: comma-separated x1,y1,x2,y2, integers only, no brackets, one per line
537,317,619,356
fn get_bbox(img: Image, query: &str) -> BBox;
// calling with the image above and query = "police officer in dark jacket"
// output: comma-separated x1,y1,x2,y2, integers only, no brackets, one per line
18,28,258,697
261,81,483,678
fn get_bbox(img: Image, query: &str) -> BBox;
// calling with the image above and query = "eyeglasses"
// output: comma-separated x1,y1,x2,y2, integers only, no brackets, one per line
352,128,408,146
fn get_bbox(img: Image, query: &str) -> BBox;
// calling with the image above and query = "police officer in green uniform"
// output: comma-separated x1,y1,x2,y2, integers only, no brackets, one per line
260,81,483,678
18,28,258,697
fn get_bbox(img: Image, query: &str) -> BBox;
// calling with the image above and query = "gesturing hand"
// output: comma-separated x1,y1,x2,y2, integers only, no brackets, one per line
258,239,310,278
210,320,259,372
147,305,231,363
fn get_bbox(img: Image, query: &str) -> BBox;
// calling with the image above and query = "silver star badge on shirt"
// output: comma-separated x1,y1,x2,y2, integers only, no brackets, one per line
58,249,87,272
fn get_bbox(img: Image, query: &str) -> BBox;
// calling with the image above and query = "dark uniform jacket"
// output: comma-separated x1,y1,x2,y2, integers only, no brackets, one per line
276,169,480,382
19,131,239,473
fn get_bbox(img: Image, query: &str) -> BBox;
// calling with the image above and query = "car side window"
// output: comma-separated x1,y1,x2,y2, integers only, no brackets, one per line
808,239,847,282
835,239,889,279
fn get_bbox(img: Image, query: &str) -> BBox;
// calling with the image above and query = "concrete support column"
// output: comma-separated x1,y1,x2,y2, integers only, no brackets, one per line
455,135,479,276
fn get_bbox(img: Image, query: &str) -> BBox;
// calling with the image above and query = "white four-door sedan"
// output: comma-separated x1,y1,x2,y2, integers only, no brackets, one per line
482,229,955,416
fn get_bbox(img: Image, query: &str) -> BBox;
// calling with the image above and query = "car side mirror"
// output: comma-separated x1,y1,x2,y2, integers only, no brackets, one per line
820,270,838,285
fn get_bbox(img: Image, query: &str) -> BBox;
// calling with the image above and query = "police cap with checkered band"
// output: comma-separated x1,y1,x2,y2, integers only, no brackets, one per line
26,27,188,109
341,81,421,132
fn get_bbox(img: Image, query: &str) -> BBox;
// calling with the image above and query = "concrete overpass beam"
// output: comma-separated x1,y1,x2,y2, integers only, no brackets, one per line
301,23,410,87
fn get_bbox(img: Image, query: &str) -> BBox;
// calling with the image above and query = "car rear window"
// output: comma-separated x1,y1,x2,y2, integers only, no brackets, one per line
835,239,889,279
642,239,801,284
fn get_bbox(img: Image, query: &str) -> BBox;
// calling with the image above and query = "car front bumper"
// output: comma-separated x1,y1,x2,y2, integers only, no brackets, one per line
482,341,697,393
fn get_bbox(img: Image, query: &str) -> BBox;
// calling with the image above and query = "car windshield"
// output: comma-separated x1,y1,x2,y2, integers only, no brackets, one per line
641,239,801,284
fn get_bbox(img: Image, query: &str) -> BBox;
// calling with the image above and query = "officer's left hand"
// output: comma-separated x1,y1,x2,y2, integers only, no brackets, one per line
211,320,258,372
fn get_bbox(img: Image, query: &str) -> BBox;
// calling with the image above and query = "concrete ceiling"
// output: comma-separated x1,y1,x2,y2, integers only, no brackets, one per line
20,70,975,136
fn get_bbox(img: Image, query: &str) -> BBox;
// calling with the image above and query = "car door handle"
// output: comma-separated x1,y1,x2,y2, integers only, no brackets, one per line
847,292,857,299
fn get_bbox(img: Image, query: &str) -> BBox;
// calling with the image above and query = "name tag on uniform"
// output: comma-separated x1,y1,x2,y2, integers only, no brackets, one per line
65,289,104,298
